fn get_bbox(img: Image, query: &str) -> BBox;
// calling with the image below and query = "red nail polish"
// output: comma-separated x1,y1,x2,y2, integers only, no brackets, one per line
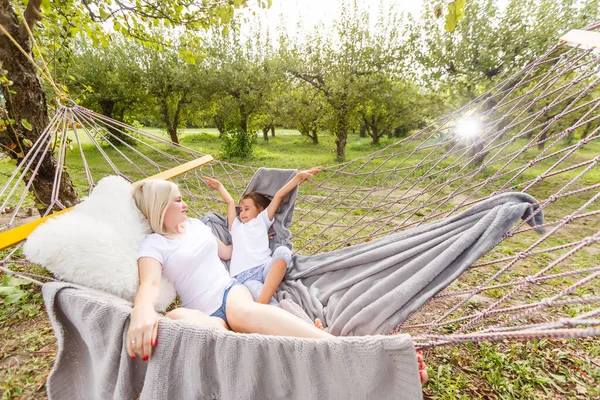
143,355,149,361
419,370,424,379
152,339,157,347
131,355,136,360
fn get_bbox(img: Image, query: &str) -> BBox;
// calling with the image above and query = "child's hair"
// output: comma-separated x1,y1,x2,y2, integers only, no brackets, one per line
241,191,271,210
131,179,180,236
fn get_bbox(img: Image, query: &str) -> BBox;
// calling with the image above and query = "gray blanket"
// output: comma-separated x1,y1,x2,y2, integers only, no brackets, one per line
282,192,545,336
204,168,545,336
43,282,423,399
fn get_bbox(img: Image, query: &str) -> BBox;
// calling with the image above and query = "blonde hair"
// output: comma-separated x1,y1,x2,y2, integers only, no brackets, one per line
132,179,180,236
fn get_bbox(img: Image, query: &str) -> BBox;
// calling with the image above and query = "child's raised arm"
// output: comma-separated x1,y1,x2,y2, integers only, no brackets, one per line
204,177,237,230
267,167,320,221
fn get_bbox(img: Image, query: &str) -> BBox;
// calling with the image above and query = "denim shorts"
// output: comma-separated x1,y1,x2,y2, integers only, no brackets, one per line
210,281,240,326
234,246,291,306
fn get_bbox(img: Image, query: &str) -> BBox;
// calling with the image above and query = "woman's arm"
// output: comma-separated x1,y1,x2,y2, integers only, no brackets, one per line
216,237,233,260
127,257,162,360
267,167,321,221
204,177,237,230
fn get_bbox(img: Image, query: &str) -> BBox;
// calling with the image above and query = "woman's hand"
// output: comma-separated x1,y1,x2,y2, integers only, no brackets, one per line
127,257,162,360
127,304,158,360
203,176,223,190
296,166,321,182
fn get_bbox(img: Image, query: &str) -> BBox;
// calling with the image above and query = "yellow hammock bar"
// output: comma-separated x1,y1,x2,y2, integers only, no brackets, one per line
0,154,214,251
559,29,600,50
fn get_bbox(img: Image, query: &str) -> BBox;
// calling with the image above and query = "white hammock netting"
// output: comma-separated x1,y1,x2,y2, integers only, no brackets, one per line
1,25,599,349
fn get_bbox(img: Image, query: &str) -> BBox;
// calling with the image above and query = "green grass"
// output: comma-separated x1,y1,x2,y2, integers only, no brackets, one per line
1,127,599,399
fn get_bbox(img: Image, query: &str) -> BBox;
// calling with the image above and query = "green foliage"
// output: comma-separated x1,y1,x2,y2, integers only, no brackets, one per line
219,129,257,159
425,339,600,399
140,39,208,143
204,21,284,137
409,0,600,99
278,83,327,144
36,0,262,55
0,275,34,305
444,0,467,32
284,0,407,160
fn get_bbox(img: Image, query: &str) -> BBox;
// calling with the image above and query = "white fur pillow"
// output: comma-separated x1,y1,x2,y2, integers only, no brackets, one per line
23,176,176,311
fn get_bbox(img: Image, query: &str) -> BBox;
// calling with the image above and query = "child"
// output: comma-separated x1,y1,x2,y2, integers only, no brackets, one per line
204,167,320,305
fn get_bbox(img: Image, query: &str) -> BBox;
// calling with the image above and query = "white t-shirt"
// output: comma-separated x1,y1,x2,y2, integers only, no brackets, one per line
137,218,234,315
229,209,274,277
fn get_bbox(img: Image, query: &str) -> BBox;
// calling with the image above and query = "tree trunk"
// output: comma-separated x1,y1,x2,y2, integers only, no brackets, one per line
270,125,275,137
0,2,78,213
371,126,379,145
214,115,226,135
160,98,180,145
537,130,548,151
238,100,249,134
310,129,319,144
98,99,131,145
581,122,597,138
168,126,179,144
171,98,185,145
99,99,115,119
262,126,269,141
359,124,367,138
470,141,488,166
335,117,348,161
240,116,248,134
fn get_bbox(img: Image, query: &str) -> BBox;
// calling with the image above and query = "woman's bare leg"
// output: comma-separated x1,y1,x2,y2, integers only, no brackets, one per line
166,308,229,330
226,285,332,338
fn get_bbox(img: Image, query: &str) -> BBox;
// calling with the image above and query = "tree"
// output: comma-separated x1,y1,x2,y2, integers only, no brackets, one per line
279,83,327,144
407,0,600,161
204,21,283,154
356,76,424,145
408,0,600,101
141,42,205,144
285,1,405,160
0,0,259,211
67,38,146,143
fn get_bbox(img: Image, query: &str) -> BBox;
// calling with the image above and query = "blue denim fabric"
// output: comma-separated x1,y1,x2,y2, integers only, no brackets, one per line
210,281,240,326
234,246,292,306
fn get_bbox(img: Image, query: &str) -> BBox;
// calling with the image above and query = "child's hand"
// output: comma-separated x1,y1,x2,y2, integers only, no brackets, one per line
297,166,321,181
203,176,223,190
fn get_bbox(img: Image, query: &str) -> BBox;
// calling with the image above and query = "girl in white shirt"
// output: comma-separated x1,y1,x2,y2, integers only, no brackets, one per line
126,178,331,362
205,167,320,305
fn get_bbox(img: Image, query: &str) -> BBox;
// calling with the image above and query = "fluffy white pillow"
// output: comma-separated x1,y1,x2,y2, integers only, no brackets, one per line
23,176,176,311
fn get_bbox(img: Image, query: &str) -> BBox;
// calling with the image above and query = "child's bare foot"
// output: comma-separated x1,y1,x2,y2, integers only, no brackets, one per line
314,318,324,330
417,350,428,385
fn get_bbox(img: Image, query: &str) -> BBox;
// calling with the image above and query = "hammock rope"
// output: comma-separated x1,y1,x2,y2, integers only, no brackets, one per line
0,26,599,349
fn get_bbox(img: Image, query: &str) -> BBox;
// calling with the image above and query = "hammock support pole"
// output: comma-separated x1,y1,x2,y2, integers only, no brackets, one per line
0,154,214,251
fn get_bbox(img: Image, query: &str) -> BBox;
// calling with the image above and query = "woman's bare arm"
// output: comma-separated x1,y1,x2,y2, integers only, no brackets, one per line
127,257,162,360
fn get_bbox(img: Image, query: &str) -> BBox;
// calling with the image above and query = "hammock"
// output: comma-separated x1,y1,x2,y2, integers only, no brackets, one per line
30,169,543,399
0,22,599,397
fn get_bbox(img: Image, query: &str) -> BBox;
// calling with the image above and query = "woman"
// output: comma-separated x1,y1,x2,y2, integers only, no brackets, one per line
126,179,428,385
127,179,330,361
